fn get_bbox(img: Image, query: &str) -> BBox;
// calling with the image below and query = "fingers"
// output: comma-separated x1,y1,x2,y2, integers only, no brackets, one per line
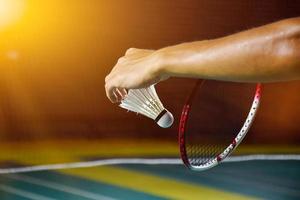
113,89,122,102
114,88,127,102
105,74,128,103
105,83,117,103
106,87,127,103
105,48,154,103
119,88,128,97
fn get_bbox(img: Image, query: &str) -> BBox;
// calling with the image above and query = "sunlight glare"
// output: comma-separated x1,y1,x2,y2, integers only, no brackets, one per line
0,0,26,29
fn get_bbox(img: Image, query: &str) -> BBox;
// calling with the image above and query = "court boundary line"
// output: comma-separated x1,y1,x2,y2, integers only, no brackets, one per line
0,154,299,174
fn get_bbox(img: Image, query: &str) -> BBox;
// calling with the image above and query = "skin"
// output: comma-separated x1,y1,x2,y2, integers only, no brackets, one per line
105,17,300,103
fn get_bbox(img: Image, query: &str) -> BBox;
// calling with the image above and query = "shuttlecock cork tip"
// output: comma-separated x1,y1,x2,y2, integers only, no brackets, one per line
155,109,174,128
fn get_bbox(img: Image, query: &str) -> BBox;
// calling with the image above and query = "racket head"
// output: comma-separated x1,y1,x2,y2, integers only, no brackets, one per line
179,80,262,171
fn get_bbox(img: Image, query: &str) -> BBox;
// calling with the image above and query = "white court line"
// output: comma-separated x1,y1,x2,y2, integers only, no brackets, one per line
0,155,299,174
6,174,116,200
0,184,56,200
225,154,300,162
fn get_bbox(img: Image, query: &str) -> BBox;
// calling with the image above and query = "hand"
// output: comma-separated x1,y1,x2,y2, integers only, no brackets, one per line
105,48,168,103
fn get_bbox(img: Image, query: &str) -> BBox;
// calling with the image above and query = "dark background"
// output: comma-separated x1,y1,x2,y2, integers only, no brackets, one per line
0,0,299,143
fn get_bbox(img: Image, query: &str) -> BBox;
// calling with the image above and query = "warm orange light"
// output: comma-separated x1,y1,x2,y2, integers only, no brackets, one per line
0,0,26,29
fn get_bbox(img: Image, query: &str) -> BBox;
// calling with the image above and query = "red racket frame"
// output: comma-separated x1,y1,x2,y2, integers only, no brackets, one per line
178,80,262,171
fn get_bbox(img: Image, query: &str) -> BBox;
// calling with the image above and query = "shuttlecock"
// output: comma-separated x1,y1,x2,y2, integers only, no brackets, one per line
119,85,174,128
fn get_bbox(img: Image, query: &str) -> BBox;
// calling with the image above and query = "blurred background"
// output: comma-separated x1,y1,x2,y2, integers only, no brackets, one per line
0,1,299,200
0,0,299,144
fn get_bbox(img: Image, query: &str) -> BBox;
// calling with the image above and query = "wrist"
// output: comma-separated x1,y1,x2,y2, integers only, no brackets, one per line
153,48,176,79
150,50,170,79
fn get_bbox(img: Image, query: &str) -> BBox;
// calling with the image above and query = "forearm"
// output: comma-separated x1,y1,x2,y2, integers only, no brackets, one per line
157,17,300,82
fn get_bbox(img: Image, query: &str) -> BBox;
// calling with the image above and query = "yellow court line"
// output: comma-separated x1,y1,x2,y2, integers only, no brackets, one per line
1,140,300,161
61,166,257,200
1,141,299,167
0,140,179,162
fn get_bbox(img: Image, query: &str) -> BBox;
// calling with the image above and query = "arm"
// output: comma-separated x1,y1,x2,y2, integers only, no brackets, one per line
159,17,300,82
105,17,300,102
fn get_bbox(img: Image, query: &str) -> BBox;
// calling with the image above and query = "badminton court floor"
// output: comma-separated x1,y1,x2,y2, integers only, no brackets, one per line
0,160,299,200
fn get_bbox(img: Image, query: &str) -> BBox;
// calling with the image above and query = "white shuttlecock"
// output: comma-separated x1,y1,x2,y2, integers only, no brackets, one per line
119,85,174,128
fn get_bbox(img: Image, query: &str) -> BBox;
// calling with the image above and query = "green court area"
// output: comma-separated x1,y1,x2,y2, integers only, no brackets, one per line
0,161,300,199
0,140,299,200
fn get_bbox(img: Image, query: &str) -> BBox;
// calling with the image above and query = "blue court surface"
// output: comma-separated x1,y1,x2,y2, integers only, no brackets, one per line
0,159,299,200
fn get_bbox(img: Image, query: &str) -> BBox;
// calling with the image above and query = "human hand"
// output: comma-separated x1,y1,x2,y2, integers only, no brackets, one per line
105,48,168,103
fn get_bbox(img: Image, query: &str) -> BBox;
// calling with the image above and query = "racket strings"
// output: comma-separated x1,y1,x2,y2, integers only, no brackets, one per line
183,81,256,168
187,143,227,166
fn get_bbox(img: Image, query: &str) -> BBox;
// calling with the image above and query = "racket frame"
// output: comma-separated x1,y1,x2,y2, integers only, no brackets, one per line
178,80,262,171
